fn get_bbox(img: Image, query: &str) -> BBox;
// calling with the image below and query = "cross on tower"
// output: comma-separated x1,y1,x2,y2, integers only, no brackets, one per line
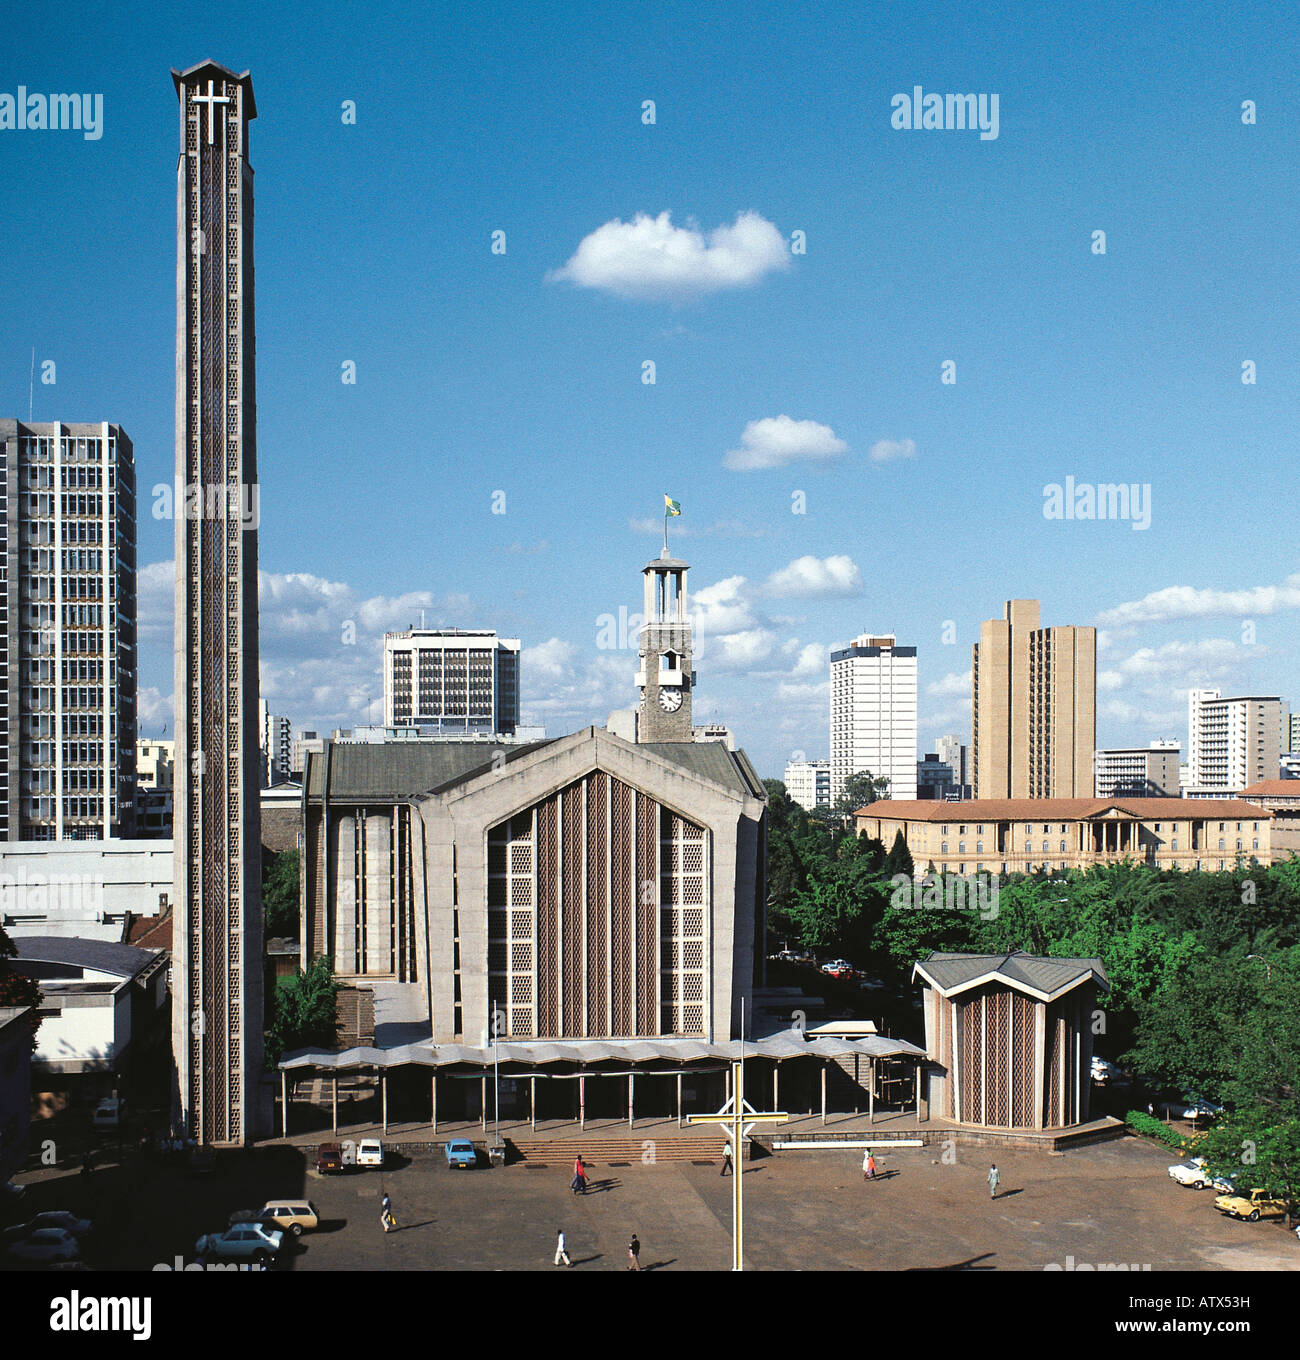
686,1057,787,1271
191,79,231,145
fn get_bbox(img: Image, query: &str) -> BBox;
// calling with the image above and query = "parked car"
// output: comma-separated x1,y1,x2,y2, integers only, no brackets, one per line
6,1227,81,1264
256,1201,318,1236
92,1097,125,1130
821,959,854,979
356,1138,384,1168
1,1181,26,1205
1168,1158,1210,1188
444,1139,477,1169
316,1143,345,1175
195,1224,285,1262
1214,1187,1289,1222
1091,1057,1124,1085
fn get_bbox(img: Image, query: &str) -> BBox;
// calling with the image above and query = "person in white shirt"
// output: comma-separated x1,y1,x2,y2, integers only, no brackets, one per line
554,1228,572,1267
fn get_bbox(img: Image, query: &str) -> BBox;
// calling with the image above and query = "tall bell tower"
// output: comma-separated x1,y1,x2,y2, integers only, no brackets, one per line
636,550,694,742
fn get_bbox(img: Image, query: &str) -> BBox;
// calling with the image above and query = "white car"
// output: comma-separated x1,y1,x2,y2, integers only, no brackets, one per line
356,1138,384,1168
6,1227,81,1263
1090,1057,1123,1084
1168,1157,1210,1188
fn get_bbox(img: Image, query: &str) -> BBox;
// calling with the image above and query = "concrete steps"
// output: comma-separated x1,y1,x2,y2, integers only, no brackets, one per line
507,1134,727,1165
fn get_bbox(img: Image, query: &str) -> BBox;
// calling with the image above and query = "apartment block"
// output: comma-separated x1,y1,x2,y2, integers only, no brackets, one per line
1187,690,1289,795
971,600,1095,799
1094,740,1180,799
784,758,831,812
0,419,137,840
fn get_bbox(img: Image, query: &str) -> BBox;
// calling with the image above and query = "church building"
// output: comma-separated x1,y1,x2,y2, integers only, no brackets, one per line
299,549,767,1058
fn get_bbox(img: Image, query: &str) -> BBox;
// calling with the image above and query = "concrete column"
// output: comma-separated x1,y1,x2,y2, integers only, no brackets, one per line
676,1072,683,1128
431,1075,437,1133
480,1076,487,1132
628,1073,634,1129
381,1072,388,1134
820,1062,827,1125
580,1075,586,1130
772,1063,778,1109
281,1070,288,1138
530,1076,536,1132
869,1060,875,1124
915,1064,922,1121
332,1076,338,1134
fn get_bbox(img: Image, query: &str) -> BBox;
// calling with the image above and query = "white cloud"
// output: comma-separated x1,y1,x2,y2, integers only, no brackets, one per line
926,669,972,698
708,629,778,671
723,415,848,471
1096,573,1300,627
691,575,758,635
523,637,578,682
627,516,768,539
762,555,863,599
868,438,917,463
547,210,790,301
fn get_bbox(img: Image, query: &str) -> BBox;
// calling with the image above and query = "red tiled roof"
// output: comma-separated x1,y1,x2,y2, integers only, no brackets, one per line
1239,781,1300,798
125,914,172,951
854,797,1270,821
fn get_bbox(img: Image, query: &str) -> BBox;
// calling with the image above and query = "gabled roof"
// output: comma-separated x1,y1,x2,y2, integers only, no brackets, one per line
171,60,256,118
14,936,162,980
913,950,1109,1002
305,728,766,803
856,797,1270,820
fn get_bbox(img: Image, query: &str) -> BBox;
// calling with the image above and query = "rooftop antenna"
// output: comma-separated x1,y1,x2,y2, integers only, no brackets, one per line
28,348,35,421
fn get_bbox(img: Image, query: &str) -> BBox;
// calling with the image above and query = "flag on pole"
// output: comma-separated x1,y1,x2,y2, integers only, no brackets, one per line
665,495,681,517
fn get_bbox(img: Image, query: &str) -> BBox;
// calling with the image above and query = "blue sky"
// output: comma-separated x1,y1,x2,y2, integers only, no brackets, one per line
3,1,1297,776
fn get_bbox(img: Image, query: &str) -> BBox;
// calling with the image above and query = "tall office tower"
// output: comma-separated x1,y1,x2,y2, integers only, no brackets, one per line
1289,712,1300,756
170,61,263,1144
1094,740,1180,799
382,629,520,736
830,633,918,805
258,698,291,787
935,734,971,797
1187,689,1289,794
971,600,1095,799
0,420,137,841
784,759,831,812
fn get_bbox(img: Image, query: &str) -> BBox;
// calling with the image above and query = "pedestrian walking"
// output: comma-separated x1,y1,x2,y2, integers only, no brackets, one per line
380,1192,397,1233
571,1156,589,1194
627,1233,642,1271
720,1144,733,1177
864,1152,877,1182
554,1229,572,1267
987,1164,1000,1200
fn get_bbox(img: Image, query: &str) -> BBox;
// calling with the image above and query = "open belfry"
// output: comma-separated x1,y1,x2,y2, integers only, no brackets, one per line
170,61,265,1143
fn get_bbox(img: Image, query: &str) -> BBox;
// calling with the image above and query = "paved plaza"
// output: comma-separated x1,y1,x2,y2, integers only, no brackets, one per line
5,1132,1297,1272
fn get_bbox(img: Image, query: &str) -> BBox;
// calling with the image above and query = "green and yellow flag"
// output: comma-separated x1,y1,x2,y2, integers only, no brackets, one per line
665,495,681,517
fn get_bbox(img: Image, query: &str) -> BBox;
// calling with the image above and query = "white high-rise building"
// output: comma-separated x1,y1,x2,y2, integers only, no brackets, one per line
0,419,138,841
784,759,830,811
830,633,917,805
258,699,291,787
383,629,520,737
1187,690,1290,795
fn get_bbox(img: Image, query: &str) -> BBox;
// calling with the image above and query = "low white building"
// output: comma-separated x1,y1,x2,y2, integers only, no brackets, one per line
12,937,167,1077
784,759,831,811
0,841,173,942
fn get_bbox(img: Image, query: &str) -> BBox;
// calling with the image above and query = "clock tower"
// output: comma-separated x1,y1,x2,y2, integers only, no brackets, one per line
636,549,694,742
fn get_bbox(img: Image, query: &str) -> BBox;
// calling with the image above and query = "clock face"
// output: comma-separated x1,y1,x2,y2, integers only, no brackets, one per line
658,687,683,713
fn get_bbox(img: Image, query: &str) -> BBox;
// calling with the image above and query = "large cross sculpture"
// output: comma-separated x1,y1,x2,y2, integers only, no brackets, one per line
686,1057,786,1271
191,79,231,145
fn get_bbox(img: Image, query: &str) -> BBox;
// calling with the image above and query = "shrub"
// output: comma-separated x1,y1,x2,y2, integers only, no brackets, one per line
1125,1109,1189,1151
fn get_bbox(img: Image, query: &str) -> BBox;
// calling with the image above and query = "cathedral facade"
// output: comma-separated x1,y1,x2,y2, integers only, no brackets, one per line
300,550,768,1046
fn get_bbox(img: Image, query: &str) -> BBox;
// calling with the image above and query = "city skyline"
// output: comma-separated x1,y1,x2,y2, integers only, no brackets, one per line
3,3,1298,779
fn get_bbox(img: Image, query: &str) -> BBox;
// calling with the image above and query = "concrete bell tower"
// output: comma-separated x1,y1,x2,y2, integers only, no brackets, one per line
636,550,694,742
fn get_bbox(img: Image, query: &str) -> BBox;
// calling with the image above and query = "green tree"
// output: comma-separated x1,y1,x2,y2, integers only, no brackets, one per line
881,829,914,878
1194,1110,1300,1221
832,769,890,817
262,849,301,939
265,956,339,1066
0,922,42,1050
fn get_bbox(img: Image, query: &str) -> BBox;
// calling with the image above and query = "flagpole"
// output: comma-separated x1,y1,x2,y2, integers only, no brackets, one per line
663,506,669,555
